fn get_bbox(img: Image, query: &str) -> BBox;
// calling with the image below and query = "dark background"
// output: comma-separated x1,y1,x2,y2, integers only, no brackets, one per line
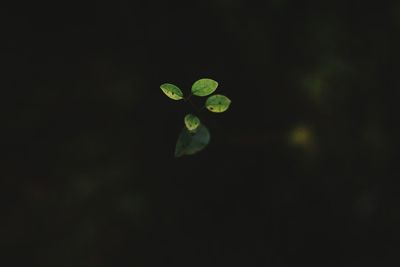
3,1,400,266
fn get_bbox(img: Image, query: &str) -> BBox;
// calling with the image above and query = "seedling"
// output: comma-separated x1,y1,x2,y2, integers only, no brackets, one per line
160,78,231,157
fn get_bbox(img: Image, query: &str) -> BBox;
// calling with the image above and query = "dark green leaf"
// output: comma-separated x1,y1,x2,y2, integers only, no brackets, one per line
175,124,210,157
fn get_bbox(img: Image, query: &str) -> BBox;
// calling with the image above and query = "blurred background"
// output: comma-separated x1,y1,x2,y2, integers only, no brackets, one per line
3,0,400,266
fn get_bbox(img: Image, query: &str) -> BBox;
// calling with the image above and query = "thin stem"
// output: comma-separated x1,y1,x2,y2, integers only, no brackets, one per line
183,92,204,113
187,97,202,113
184,93,193,102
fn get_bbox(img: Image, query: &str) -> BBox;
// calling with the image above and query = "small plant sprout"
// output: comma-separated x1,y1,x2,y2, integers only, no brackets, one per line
160,78,232,157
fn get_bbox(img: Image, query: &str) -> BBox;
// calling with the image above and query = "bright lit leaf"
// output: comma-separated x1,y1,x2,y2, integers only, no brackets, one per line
160,83,184,100
191,78,218,96
205,94,231,113
184,114,200,131
175,124,210,157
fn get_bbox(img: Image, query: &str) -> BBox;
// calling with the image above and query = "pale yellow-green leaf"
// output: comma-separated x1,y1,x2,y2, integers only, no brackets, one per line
191,78,218,96
160,83,184,100
184,114,201,131
205,94,231,113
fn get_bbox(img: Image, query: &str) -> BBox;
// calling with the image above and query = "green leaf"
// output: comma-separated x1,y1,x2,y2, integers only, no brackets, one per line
175,124,210,157
184,114,201,131
191,78,218,96
160,83,184,100
205,94,231,113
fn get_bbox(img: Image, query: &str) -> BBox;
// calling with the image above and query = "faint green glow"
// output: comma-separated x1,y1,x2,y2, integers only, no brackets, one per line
290,126,313,147
303,75,325,104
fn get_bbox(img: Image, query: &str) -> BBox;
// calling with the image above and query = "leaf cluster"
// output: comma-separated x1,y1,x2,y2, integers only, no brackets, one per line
160,78,231,157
